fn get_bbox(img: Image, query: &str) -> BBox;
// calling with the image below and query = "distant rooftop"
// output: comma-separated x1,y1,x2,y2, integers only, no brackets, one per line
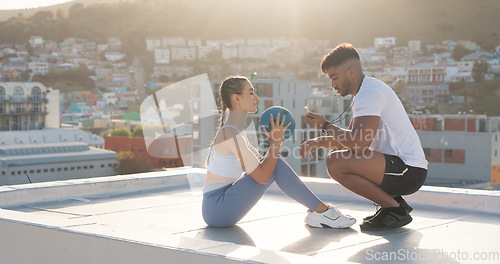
0,128,103,146
0,168,499,263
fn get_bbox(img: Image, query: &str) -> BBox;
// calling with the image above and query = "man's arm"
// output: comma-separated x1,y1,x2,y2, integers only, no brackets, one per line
304,112,379,152
323,116,379,151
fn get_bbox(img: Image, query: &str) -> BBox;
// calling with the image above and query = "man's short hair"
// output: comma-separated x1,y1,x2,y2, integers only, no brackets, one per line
321,43,360,73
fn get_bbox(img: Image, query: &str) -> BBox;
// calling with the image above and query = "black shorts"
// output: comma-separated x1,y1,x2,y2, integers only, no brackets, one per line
379,154,427,196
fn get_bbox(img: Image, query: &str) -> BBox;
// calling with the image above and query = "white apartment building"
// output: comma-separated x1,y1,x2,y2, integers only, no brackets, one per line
28,61,50,75
238,46,268,59
154,48,170,64
222,45,238,60
205,40,223,50
408,40,422,53
153,65,193,79
170,47,196,61
374,37,396,49
249,75,313,174
104,52,126,62
383,66,408,83
102,93,117,105
198,46,214,60
187,39,202,47
146,37,161,51
0,82,59,131
29,36,44,48
162,37,186,47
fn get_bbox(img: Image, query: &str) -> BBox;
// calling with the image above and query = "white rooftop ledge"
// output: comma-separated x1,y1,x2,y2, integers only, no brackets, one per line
0,168,499,264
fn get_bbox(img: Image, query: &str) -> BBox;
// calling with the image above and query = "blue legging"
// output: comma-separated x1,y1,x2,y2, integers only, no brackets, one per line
202,156,322,227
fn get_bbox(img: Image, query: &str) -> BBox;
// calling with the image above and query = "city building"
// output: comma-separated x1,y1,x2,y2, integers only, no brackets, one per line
301,84,353,178
154,48,170,64
0,82,59,131
249,75,315,174
374,37,396,49
408,40,421,53
28,61,50,75
0,128,105,149
409,113,500,185
170,47,197,61
403,84,450,110
28,36,44,48
0,127,115,185
0,142,117,185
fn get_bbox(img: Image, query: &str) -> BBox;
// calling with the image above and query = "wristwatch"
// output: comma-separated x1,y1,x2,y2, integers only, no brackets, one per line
322,121,331,133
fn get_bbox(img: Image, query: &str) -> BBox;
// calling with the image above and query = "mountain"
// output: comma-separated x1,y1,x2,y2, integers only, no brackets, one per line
0,0,498,48
0,0,120,21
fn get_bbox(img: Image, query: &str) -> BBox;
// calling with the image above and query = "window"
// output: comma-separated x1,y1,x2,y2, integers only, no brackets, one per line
445,149,453,158
0,86,5,101
57,168,62,172
50,168,55,172
29,170,34,173
70,167,75,171
36,169,41,173
1,171,5,176
31,87,42,101
64,167,68,171
77,166,81,170
90,165,94,169
101,164,105,168
13,87,24,102
43,169,48,172
83,166,88,169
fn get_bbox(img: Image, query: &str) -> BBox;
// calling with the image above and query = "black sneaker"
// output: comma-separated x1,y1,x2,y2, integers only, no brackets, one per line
394,195,413,213
363,203,381,221
363,196,413,222
360,205,412,231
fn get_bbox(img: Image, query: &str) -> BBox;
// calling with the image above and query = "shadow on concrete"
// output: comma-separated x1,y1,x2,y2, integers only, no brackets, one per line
349,229,460,264
280,225,358,255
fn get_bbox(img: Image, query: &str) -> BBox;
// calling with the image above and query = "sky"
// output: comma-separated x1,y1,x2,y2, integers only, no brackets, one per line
0,0,73,10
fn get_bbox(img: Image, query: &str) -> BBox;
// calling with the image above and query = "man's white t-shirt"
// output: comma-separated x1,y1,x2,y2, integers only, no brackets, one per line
352,76,428,169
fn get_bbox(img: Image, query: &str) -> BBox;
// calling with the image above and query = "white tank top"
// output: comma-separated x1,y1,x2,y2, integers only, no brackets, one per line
204,125,245,193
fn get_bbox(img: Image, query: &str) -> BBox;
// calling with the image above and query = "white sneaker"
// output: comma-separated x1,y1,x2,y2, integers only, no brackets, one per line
305,206,356,228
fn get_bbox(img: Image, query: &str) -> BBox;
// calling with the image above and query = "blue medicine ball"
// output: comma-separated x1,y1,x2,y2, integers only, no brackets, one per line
259,106,295,141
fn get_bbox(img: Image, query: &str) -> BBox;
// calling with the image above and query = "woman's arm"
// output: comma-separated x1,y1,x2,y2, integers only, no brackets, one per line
223,114,289,184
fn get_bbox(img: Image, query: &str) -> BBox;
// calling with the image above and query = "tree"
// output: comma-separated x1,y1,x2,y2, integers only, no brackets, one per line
451,45,468,61
56,8,66,20
472,60,489,82
100,127,132,137
19,69,31,81
132,125,144,137
393,78,405,96
29,11,54,24
116,151,152,175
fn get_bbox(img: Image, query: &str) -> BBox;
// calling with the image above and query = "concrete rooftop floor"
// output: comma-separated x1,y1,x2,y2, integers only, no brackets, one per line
1,169,500,263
